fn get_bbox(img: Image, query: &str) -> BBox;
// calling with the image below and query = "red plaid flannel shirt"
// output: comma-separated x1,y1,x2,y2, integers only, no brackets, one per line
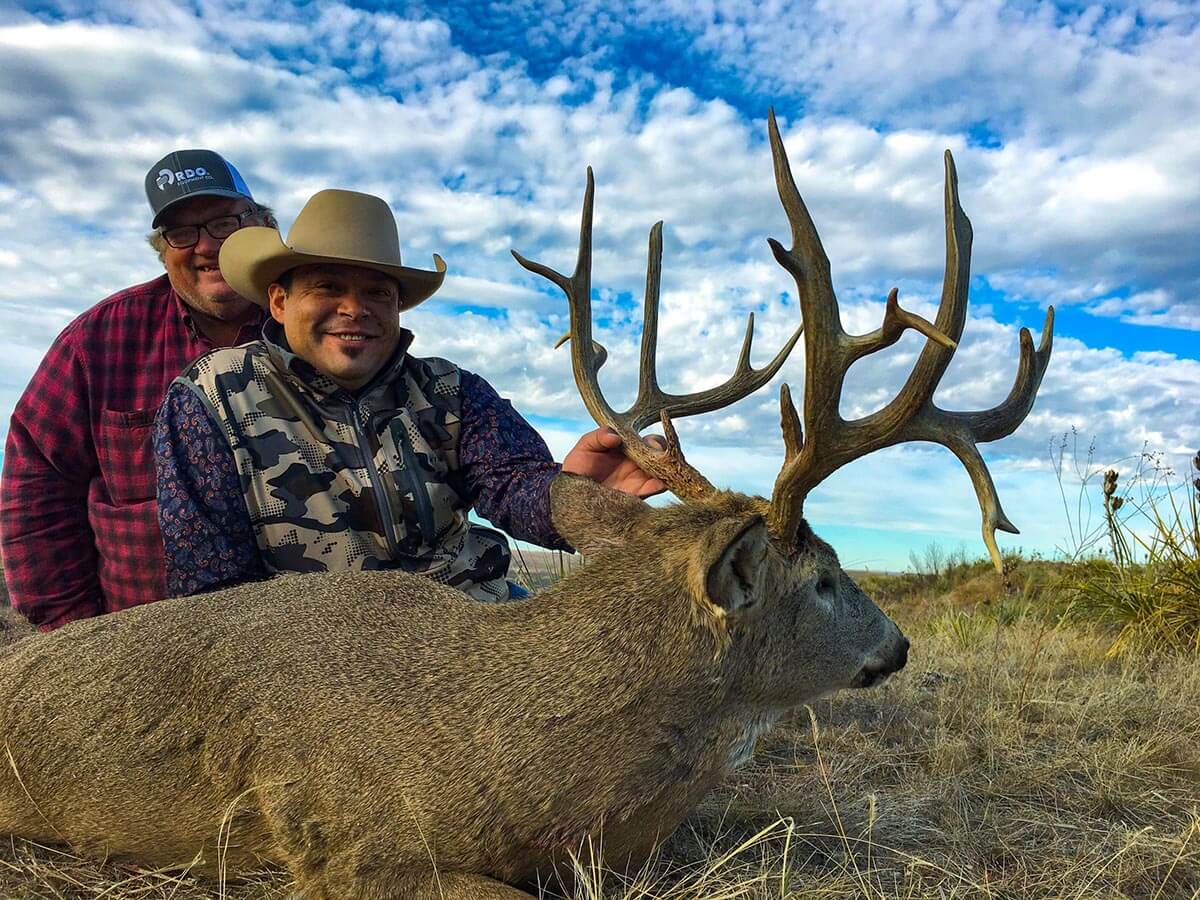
0,274,262,630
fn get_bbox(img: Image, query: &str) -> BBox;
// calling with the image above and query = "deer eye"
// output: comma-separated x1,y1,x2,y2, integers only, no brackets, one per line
817,574,836,594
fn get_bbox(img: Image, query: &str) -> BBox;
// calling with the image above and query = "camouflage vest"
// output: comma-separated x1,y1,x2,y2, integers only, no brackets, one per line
175,323,513,601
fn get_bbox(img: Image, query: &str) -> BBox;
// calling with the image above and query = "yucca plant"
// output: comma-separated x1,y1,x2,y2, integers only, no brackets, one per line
1062,451,1200,655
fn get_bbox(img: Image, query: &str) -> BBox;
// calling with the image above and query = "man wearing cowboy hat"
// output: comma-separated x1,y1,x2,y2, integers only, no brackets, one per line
154,189,664,601
1,149,274,630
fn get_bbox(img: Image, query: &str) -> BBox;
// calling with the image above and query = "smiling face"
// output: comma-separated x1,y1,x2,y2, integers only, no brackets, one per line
160,195,262,325
267,263,403,391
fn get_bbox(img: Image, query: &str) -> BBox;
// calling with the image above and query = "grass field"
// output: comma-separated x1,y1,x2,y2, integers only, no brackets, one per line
2,556,1198,899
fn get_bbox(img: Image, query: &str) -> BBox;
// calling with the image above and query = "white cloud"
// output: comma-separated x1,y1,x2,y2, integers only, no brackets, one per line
434,274,555,312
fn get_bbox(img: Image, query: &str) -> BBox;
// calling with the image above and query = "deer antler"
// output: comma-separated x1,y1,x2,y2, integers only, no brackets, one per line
513,168,803,502
764,109,1054,571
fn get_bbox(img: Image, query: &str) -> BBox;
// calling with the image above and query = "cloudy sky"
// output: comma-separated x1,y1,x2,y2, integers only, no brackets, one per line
1,1,1197,570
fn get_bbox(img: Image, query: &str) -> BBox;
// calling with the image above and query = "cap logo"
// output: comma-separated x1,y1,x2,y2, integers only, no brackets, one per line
156,166,211,191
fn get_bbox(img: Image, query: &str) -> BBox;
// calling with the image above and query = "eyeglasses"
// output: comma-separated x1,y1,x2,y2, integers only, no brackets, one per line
159,208,260,249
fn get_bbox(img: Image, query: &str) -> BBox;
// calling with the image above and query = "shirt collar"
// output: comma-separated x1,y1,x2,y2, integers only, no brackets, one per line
172,288,266,346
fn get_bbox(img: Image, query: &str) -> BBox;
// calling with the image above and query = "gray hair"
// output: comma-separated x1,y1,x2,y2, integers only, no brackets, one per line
146,202,276,263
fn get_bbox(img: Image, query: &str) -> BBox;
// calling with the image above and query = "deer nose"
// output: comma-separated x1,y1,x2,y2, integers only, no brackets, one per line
852,633,910,688
886,634,910,675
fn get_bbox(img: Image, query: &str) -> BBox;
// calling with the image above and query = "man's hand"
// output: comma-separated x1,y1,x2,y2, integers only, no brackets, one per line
561,427,668,498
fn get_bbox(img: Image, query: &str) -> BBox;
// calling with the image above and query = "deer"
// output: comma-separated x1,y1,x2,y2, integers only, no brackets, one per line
0,111,1051,899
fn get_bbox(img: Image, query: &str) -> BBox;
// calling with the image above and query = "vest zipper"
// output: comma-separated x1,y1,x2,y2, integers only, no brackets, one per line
350,399,400,557
393,417,440,546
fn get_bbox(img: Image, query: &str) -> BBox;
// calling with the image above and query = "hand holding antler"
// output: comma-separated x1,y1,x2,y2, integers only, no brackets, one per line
562,428,668,498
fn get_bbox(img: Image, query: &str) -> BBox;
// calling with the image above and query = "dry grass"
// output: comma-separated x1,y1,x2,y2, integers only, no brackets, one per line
3,578,1198,899
509,548,585,592
0,840,288,899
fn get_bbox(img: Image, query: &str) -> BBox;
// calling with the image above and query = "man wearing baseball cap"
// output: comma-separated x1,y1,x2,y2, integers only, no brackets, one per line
154,189,665,601
0,149,275,629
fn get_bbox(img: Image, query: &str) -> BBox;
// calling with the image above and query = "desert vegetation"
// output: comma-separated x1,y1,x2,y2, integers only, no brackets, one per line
1,452,1197,899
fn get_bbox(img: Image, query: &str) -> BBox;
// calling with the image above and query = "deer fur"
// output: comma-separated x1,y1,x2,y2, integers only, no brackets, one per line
0,475,908,898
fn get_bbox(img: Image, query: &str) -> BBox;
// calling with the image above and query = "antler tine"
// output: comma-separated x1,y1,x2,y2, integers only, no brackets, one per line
627,315,803,432
636,221,664,402
553,330,609,371
779,383,803,464
765,110,839,336
513,167,617,435
737,314,756,370
929,306,1055,569
885,149,974,423
624,212,803,432
960,307,1055,443
944,435,1019,573
511,166,595,299
844,288,958,363
765,110,843,436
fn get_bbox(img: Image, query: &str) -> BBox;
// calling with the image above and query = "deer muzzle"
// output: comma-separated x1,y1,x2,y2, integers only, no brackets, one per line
850,627,910,689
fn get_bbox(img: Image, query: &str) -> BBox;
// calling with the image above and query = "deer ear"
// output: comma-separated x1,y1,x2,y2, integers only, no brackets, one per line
549,472,653,557
701,516,770,613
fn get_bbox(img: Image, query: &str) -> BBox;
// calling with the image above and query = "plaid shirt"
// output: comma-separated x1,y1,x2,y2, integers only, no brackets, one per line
0,274,263,630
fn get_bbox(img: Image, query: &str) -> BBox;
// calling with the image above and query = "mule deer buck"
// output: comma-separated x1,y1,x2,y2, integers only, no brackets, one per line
0,112,1050,899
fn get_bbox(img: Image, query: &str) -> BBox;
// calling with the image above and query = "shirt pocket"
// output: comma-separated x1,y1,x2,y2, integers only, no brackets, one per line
97,407,157,504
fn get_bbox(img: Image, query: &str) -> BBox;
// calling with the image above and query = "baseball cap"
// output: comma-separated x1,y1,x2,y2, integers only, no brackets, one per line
145,149,256,227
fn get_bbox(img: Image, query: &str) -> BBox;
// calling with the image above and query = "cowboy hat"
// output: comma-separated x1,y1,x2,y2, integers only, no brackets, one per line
219,189,446,311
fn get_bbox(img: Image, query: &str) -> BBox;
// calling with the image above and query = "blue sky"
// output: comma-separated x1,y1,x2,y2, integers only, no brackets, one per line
1,1,1197,570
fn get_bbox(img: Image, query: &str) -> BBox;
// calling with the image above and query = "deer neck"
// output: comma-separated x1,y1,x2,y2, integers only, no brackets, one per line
521,555,780,777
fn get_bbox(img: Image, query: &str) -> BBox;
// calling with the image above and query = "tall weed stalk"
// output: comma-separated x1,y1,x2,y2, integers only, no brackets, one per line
1061,449,1200,655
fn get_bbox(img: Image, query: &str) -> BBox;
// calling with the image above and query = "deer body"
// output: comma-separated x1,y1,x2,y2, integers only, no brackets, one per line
0,485,907,897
